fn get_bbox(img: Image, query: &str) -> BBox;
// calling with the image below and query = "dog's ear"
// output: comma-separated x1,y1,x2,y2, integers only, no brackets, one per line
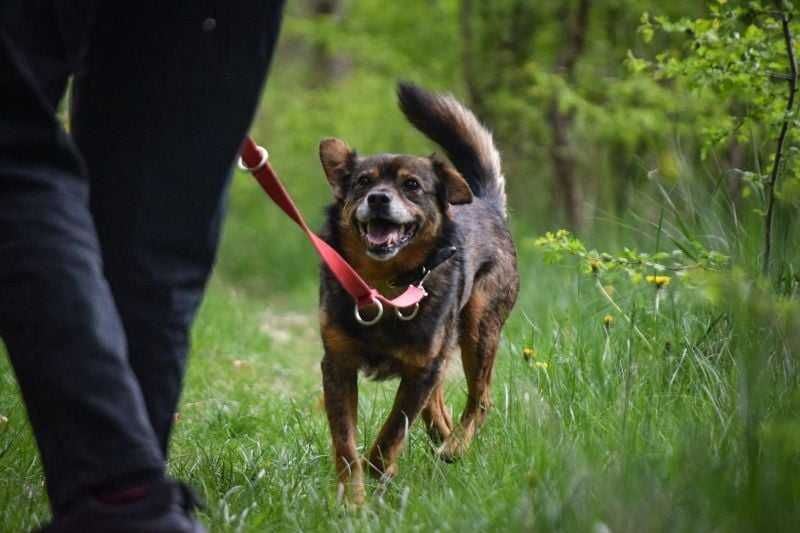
319,138,356,200
432,155,473,205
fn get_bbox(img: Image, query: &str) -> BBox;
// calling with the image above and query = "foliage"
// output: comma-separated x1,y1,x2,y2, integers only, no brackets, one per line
460,0,708,224
632,0,800,280
637,0,800,208
533,228,729,281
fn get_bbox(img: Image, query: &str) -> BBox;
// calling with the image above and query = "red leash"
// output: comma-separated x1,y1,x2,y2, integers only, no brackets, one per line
238,137,427,325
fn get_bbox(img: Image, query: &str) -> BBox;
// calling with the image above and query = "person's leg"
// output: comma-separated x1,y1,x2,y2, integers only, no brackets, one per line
0,7,164,517
71,1,285,454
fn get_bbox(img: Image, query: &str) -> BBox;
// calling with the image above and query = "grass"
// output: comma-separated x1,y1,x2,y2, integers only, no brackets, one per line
2,244,799,532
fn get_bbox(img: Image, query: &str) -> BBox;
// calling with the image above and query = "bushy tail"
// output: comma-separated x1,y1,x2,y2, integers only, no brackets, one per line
397,82,506,216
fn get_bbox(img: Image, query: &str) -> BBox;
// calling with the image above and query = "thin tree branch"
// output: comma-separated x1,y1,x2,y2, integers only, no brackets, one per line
763,7,797,276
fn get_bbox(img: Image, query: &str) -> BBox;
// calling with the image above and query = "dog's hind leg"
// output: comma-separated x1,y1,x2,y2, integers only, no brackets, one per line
421,381,453,446
440,286,508,462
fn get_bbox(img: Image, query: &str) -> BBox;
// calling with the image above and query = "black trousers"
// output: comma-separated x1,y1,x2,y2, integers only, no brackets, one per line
0,1,284,514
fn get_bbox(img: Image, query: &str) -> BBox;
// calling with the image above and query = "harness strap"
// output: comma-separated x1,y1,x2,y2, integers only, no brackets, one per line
238,137,427,313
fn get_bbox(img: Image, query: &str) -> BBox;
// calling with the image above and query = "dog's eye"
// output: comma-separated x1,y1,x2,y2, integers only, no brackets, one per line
356,175,371,188
403,178,421,192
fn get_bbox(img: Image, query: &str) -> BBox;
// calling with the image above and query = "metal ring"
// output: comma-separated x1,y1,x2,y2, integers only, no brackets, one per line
354,297,383,326
238,146,269,172
395,303,419,321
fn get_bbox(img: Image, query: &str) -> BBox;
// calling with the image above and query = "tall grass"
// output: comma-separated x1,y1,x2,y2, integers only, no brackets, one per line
2,240,797,532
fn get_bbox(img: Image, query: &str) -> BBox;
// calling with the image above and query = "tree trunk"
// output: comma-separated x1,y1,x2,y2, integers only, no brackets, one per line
726,140,745,203
548,102,584,229
308,0,348,87
460,0,489,121
548,0,591,231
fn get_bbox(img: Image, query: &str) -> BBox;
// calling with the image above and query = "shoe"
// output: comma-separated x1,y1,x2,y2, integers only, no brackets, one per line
34,479,207,533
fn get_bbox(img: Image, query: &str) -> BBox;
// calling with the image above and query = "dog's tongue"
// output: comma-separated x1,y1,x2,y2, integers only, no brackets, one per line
367,220,400,246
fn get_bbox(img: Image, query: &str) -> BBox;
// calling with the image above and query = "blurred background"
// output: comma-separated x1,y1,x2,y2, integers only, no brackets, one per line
218,0,797,300
218,0,692,295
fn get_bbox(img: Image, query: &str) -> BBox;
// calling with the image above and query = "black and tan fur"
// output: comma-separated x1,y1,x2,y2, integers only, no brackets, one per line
318,83,519,504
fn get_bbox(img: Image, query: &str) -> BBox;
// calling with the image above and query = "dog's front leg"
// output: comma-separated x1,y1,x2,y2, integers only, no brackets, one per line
366,357,445,480
321,356,364,505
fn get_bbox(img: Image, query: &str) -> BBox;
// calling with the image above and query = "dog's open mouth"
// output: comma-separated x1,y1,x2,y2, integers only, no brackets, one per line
358,218,418,259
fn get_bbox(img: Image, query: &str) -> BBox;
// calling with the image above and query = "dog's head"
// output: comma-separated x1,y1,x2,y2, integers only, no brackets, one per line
320,138,472,262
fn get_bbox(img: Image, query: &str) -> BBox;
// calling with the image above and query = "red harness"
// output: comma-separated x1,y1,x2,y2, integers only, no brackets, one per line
238,137,427,325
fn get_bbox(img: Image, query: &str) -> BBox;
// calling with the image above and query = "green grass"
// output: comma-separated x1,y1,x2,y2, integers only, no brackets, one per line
2,247,799,532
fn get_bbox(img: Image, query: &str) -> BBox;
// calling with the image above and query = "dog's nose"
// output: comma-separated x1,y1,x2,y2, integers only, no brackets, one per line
367,192,391,206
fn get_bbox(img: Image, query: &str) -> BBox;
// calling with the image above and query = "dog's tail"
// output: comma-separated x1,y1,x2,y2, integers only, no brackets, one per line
397,82,506,216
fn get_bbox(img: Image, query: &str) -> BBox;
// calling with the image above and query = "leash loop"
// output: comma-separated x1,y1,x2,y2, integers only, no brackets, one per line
395,303,419,321
354,296,384,326
238,146,269,172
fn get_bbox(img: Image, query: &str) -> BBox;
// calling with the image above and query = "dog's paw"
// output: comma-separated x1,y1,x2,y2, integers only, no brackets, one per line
436,439,464,463
337,480,366,508
437,426,474,462
364,456,398,482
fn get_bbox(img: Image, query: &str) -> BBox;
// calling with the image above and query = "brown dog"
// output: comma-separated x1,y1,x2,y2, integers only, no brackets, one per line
317,83,519,504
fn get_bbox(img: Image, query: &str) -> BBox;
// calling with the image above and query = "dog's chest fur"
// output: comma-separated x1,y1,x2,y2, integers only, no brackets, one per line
320,255,465,379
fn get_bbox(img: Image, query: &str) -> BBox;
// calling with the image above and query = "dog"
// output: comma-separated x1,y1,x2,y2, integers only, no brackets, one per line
317,83,519,504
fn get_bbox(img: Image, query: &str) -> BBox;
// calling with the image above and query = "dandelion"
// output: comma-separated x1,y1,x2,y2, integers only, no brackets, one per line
535,361,548,370
603,314,614,329
645,275,671,288
522,347,536,361
646,275,671,315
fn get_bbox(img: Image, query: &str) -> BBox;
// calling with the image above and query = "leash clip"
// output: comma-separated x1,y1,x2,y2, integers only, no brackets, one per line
416,267,432,288
394,267,429,321
354,295,383,326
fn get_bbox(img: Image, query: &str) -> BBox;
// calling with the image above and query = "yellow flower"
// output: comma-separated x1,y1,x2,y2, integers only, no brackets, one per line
522,347,536,361
645,275,671,288
535,361,549,370
603,314,614,328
